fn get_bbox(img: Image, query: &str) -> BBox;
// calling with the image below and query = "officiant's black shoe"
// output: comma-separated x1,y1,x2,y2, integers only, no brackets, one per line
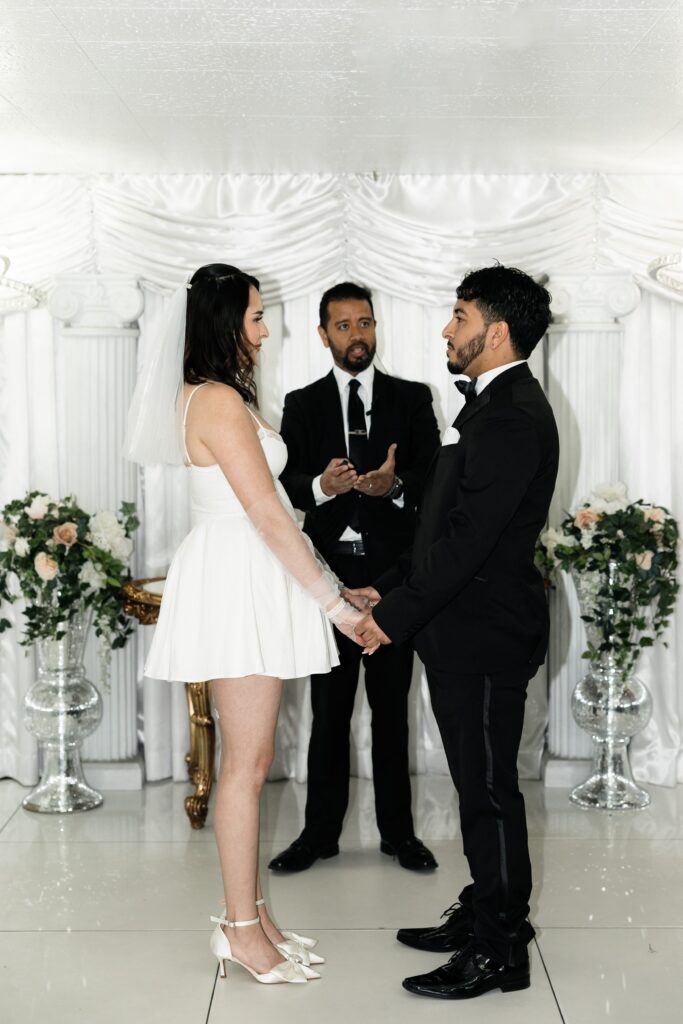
268,837,339,873
396,901,473,951
402,945,530,1000
379,837,438,872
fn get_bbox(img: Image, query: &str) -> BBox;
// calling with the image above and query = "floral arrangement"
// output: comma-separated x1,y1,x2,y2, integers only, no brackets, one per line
0,492,139,682
538,483,679,672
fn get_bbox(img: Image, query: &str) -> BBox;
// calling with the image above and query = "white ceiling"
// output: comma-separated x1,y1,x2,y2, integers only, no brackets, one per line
1,0,682,174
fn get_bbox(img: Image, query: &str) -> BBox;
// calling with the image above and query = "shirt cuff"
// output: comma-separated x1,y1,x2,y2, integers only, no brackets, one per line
392,494,405,509
313,474,335,505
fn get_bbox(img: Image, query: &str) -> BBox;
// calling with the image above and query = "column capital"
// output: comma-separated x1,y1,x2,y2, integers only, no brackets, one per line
48,274,144,331
548,272,640,331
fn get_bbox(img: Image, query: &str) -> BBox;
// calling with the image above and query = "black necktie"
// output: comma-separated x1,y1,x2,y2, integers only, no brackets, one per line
455,377,478,404
347,379,368,472
347,378,367,532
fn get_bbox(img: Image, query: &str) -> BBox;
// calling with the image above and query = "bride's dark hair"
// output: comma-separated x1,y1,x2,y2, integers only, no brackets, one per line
184,263,261,405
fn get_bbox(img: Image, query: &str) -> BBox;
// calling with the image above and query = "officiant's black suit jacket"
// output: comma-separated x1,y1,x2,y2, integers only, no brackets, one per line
373,363,559,674
280,368,440,575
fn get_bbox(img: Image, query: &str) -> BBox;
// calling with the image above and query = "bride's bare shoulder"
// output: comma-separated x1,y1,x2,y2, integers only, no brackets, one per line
187,381,247,416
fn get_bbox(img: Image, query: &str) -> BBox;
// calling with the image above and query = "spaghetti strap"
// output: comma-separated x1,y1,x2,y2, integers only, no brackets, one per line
183,383,209,466
245,404,264,432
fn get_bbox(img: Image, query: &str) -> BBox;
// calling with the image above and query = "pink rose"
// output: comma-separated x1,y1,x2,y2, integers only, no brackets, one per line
574,508,601,530
53,522,78,547
34,551,59,581
26,494,50,520
635,550,654,571
2,522,17,544
643,506,666,525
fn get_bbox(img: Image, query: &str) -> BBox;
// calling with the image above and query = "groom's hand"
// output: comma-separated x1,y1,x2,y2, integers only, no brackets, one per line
343,586,381,610
355,611,392,647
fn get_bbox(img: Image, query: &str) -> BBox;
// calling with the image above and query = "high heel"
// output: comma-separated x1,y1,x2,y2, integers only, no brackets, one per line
255,898,325,965
209,915,307,985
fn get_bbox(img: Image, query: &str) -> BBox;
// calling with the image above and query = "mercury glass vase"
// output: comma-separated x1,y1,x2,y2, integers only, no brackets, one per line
570,562,652,811
22,605,103,813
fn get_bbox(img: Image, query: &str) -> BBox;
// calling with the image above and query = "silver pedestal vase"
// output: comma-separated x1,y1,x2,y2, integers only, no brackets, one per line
22,605,103,813
570,562,652,811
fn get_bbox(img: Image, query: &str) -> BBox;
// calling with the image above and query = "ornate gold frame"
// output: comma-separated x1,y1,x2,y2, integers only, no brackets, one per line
122,578,215,829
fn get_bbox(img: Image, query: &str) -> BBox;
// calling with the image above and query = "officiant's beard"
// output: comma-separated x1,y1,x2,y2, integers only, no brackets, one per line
447,328,487,376
330,340,376,373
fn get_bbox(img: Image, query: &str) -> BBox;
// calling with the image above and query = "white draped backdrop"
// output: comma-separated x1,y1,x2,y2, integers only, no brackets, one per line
0,173,682,789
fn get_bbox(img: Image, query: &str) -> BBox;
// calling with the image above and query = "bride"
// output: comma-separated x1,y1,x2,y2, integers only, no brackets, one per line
125,263,372,985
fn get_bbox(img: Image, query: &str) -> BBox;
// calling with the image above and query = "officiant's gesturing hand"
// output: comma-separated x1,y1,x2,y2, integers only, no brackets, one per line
354,442,397,496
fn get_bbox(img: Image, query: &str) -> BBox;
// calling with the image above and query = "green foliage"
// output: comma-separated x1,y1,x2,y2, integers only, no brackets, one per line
0,492,138,660
537,485,679,673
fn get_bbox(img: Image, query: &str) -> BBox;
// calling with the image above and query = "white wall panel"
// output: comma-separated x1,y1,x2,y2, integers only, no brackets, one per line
50,276,144,762
545,273,640,758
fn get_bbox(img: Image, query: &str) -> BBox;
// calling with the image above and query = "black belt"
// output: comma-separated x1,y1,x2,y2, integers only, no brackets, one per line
329,539,366,556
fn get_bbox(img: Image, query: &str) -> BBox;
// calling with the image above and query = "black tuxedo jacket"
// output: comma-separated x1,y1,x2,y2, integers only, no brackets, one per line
373,363,559,674
280,368,440,577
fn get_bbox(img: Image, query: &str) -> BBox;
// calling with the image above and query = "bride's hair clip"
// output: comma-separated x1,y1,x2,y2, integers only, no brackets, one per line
186,282,192,290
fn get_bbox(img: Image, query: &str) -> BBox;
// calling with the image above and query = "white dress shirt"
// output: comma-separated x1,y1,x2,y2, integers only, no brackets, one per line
474,360,526,395
312,363,403,541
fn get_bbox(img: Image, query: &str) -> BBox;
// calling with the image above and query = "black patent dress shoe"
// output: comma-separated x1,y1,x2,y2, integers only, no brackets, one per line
268,837,339,873
397,900,473,951
403,945,530,1000
380,837,438,871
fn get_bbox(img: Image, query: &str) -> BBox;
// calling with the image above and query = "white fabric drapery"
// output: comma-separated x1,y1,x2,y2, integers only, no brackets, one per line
0,309,59,784
0,172,682,788
7,173,683,298
621,286,683,786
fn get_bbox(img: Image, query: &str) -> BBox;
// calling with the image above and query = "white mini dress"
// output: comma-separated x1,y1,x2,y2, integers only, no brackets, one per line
145,386,340,682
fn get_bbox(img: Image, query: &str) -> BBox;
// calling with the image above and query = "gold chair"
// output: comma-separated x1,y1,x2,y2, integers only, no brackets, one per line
122,578,215,830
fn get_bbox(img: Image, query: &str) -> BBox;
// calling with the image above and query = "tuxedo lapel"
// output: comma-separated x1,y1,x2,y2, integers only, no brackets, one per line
453,363,532,430
453,388,490,430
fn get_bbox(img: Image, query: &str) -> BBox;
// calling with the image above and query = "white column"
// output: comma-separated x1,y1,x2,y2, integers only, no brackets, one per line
544,273,640,778
49,275,144,785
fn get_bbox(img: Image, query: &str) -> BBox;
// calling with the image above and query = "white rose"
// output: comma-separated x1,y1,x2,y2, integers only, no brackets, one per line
109,535,133,562
26,494,51,520
88,510,127,556
79,560,106,592
14,537,30,557
587,482,629,515
541,527,576,558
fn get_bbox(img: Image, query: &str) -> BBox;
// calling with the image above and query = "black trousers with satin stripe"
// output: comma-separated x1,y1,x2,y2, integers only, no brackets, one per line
426,666,535,965
302,553,415,847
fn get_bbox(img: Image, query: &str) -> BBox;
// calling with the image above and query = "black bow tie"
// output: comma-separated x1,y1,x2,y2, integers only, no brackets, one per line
455,378,478,404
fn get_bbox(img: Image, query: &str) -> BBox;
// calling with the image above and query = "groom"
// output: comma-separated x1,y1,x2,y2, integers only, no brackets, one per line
353,265,559,999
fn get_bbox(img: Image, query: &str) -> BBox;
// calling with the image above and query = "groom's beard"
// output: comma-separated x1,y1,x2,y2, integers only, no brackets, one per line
447,328,487,376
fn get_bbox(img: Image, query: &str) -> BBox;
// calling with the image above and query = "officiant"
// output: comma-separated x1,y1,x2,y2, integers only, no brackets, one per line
268,282,441,874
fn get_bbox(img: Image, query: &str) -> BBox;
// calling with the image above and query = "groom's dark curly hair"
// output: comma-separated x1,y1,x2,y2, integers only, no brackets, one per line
185,262,261,406
457,265,552,359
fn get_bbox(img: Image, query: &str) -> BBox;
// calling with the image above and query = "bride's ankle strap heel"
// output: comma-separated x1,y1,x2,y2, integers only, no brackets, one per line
210,914,260,929
209,913,307,985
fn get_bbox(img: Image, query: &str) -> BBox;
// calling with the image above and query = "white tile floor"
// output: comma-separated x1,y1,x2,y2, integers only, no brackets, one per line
1,774,682,1023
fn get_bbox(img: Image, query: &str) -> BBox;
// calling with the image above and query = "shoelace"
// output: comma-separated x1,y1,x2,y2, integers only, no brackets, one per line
440,901,463,920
